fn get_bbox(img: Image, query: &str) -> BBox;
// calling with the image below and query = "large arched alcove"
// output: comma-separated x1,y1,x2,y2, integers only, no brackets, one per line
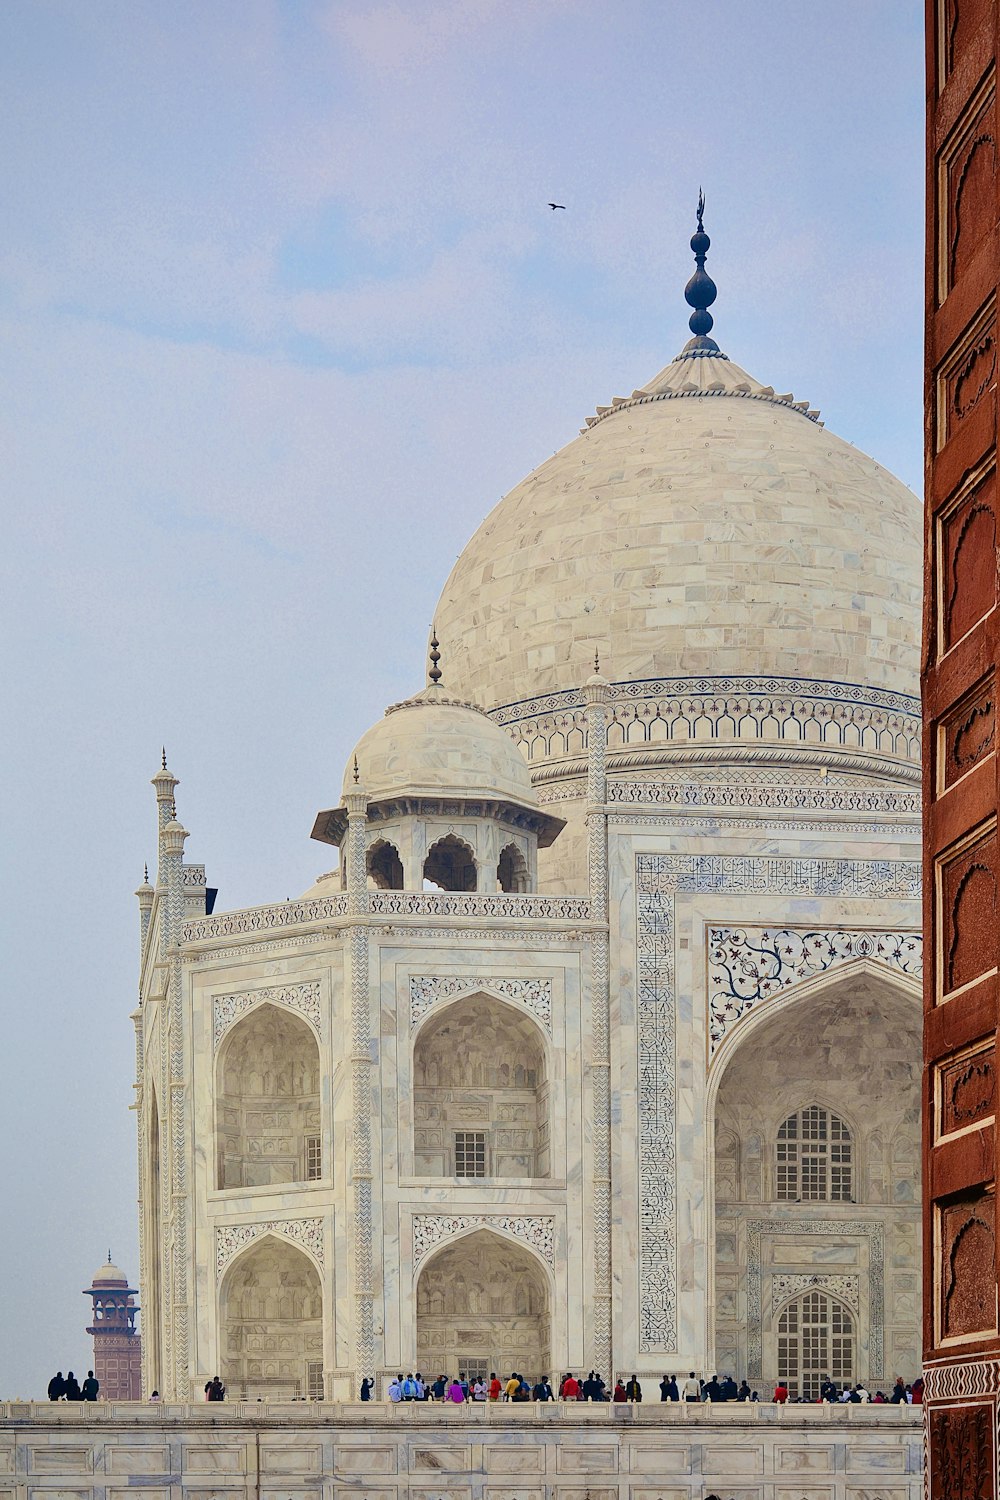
413,996,549,1178
415,1229,550,1382
711,966,921,1390
216,1004,321,1189
220,1237,323,1400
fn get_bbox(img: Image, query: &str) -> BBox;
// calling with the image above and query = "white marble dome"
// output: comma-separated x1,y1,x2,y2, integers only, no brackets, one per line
344,684,539,806
434,344,922,711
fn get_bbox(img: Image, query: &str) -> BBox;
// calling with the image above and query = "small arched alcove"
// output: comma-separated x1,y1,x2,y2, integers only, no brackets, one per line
415,1229,550,1382
367,838,404,890
413,995,549,1178
221,1237,323,1400
423,834,477,892
216,1004,321,1189
498,842,529,893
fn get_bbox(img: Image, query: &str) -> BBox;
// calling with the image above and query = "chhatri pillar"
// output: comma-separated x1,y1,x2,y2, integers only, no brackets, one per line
83,1255,142,1400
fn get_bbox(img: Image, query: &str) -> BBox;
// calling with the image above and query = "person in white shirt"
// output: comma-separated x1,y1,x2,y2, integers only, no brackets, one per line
682,1373,701,1402
387,1376,403,1403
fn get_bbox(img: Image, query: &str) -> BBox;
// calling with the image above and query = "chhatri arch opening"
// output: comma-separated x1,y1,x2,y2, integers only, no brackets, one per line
415,1228,550,1383
216,1003,321,1189
412,993,550,1179
710,962,921,1397
220,1236,323,1401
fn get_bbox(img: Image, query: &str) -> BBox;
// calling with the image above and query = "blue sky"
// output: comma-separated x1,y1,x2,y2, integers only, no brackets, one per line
0,0,923,1396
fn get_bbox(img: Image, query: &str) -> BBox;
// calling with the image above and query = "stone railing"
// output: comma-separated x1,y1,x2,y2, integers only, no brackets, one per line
181,893,349,943
180,891,592,944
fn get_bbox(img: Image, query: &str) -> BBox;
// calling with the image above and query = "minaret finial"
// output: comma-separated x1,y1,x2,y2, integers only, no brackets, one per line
594,648,600,674
353,755,360,785
428,627,442,685
683,189,719,349
161,746,167,770
144,863,149,883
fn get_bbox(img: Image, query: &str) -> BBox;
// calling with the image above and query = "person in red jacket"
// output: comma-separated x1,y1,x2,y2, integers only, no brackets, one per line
488,1373,502,1401
562,1373,581,1400
772,1382,789,1404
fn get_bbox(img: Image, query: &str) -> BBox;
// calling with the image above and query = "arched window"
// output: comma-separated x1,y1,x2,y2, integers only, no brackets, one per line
423,835,477,892
777,1290,854,1399
367,839,403,890
776,1105,852,1202
497,842,529,893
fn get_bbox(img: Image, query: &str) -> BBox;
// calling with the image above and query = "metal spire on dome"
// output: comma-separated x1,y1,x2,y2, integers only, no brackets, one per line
680,189,721,357
428,628,443,685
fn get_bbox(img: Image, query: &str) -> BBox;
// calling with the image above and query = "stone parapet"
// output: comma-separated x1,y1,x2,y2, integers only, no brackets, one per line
0,1405,923,1500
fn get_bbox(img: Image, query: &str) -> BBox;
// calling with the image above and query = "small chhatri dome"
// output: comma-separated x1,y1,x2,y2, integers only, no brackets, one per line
92,1259,127,1285
341,683,538,805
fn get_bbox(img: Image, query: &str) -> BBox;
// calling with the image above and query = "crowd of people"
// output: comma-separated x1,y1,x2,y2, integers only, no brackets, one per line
46,1371,100,1402
362,1370,925,1404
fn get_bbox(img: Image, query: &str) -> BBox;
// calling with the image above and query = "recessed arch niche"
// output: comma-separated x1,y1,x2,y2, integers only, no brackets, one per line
145,1087,163,1393
220,1237,323,1400
216,1003,321,1189
415,1229,550,1382
413,994,549,1178
710,966,921,1389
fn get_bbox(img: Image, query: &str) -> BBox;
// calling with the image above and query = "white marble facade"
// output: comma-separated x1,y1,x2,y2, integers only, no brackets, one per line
134,330,923,1402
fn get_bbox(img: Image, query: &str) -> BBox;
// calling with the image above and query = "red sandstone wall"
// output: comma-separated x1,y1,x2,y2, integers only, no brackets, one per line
923,0,1000,1491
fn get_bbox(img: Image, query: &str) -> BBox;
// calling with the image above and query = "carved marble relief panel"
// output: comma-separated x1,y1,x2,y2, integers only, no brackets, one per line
940,73,997,299
938,1044,997,1140
938,674,996,791
939,1190,998,1341
929,1402,994,1500
937,823,999,999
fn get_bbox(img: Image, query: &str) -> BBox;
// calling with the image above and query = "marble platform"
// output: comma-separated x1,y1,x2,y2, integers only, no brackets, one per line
0,1402,922,1500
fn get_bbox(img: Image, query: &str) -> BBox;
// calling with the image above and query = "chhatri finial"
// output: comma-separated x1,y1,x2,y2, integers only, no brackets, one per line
161,747,167,770
352,755,360,785
683,188,719,349
143,863,149,883
428,628,442,685
594,647,600,674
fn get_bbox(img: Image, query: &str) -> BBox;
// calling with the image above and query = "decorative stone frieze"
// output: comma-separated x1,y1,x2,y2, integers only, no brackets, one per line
215,1218,325,1277
707,926,922,1054
771,1272,861,1314
212,984,322,1044
213,981,323,1048
409,975,553,1033
369,891,592,920
412,1214,555,1268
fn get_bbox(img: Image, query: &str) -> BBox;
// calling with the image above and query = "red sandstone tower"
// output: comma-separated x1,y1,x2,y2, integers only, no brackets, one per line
83,1256,142,1401
923,0,1000,1490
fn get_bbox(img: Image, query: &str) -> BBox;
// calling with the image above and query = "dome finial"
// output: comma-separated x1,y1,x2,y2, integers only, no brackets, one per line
428,627,442,685
683,188,719,352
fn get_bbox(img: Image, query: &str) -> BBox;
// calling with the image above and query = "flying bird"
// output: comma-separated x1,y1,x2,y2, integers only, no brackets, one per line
548,202,566,210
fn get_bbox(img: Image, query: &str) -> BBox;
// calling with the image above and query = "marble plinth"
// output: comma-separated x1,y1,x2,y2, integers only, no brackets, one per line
0,1403,922,1500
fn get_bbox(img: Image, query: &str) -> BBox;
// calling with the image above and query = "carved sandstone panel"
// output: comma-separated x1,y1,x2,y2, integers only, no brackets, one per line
937,303,997,450
940,1191,998,1339
929,1401,994,1498
941,75,997,298
939,675,996,790
939,468,997,652
938,825,999,997
939,1045,997,1137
